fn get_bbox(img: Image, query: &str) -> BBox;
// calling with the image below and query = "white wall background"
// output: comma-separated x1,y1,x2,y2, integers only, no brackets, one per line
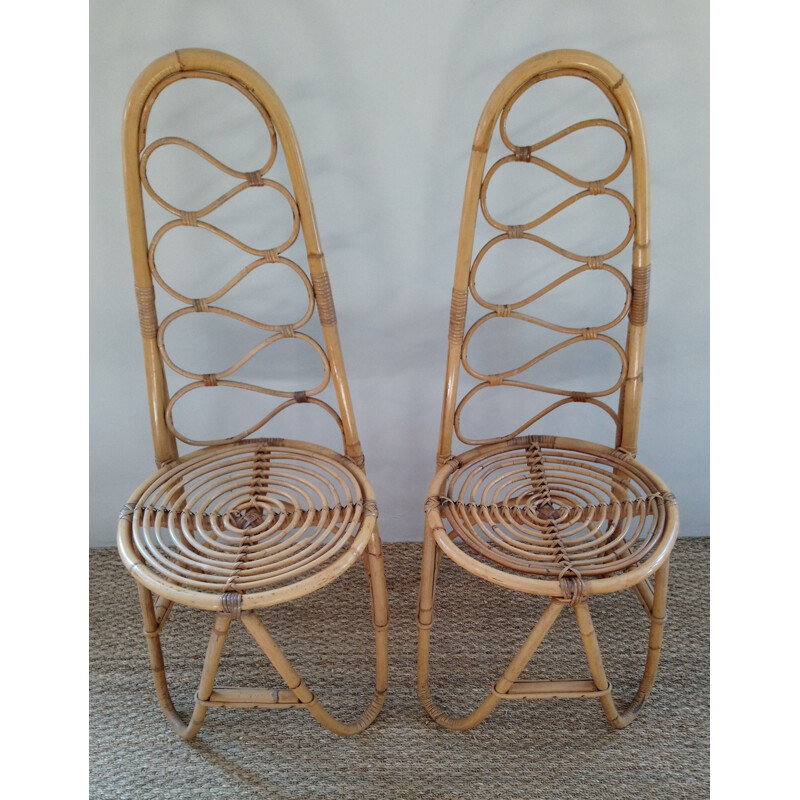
89,0,709,546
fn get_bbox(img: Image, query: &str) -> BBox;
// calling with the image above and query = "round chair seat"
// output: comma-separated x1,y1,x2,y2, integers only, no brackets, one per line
118,438,378,611
425,436,678,598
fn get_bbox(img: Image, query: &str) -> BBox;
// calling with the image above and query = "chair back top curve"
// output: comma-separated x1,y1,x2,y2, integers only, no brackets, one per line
122,49,364,469
437,50,651,465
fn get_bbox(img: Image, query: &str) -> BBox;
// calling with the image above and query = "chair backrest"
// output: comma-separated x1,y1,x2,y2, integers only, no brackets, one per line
122,49,364,469
437,50,651,464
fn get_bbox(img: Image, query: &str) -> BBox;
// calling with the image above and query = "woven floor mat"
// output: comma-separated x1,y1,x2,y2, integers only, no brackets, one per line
90,539,709,800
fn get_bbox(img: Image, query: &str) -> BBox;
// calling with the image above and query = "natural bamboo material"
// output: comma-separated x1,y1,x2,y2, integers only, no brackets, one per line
417,50,679,731
117,49,388,740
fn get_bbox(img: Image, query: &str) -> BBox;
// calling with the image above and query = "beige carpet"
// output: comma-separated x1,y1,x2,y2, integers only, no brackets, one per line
89,539,709,799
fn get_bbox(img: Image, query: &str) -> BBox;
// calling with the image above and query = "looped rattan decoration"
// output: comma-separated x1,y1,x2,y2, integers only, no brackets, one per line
454,66,637,446
136,68,345,448
118,49,387,740
417,50,679,733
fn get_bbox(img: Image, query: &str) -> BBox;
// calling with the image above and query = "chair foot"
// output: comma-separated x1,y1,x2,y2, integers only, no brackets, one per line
575,558,671,729
137,585,229,740
417,525,564,730
240,610,387,736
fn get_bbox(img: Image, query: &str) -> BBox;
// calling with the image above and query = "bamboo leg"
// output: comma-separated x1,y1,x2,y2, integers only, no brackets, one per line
618,558,670,725
240,549,388,740
137,584,186,736
573,600,620,726
362,528,389,721
574,557,669,729
417,522,564,730
137,585,231,741
182,613,231,739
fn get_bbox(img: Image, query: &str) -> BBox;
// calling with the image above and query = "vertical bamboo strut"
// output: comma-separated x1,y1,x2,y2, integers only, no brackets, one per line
419,50,679,732
119,49,388,740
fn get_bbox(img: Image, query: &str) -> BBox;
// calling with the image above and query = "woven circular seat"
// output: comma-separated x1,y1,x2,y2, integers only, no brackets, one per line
426,436,677,600
118,439,378,612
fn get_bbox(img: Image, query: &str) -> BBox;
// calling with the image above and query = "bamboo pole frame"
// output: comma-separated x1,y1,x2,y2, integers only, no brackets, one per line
117,49,388,739
417,50,679,731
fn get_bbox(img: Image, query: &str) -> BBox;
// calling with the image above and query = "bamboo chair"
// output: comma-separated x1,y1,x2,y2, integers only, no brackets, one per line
117,49,388,740
417,50,679,730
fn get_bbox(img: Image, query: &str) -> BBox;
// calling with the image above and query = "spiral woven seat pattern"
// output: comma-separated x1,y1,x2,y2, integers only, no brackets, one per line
430,438,675,585
120,440,376,599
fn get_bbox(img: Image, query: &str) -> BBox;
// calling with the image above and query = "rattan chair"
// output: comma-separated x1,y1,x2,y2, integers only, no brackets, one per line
117,49,388,740
417,50,679,730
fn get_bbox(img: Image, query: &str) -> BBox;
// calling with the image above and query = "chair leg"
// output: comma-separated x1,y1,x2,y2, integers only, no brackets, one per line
363,529,390,725
137,584,231,741
575,558,670,729
137,529,389,739
240,558,387,739
417,522,565,730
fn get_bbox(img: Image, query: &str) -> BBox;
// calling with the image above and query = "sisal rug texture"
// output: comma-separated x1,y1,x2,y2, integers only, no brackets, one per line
90,539,709,799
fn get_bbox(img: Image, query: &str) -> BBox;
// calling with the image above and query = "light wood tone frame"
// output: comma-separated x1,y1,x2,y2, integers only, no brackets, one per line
117,49,387,739
417,50,679,730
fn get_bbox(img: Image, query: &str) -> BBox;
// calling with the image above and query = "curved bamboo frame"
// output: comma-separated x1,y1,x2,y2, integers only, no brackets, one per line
118,50,387,739
417,50,679,731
